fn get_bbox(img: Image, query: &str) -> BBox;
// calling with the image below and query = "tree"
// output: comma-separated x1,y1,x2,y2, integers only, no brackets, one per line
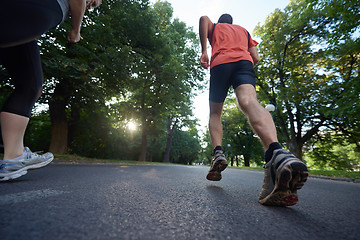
306,131,360,170
121,1,205,161
160,17,205,162
253,0,359,161
170,124,202,165
39,0,153,154
163,116,178,163
312,0,360,148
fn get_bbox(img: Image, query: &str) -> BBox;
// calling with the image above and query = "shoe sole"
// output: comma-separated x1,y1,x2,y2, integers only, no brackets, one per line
0,155,54,182
0,170,28,181
259,162,308,206
26,155,54,170
206,159,228,181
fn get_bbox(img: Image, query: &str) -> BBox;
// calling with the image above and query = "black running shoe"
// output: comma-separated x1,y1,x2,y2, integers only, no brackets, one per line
206,150,228,181
259,149,308,206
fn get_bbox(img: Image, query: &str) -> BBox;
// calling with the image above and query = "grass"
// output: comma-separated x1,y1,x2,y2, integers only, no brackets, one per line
229,166,264,171
307,169,360,180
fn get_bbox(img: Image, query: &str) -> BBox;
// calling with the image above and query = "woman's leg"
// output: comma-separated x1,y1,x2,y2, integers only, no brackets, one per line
1,41,43,159
1,113,28,159
0,42,54,181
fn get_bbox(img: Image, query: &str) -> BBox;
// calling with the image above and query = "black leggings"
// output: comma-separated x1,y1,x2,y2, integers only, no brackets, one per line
0,41,43,117
0,0,62,118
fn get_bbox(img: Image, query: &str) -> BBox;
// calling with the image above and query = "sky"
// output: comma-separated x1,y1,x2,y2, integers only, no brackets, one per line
150,0,290,131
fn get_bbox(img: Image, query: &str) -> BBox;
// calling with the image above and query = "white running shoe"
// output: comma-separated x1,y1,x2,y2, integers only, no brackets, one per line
0,147,54,181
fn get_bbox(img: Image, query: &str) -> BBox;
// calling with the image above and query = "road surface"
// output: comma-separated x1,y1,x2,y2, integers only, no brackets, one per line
1,163,359,240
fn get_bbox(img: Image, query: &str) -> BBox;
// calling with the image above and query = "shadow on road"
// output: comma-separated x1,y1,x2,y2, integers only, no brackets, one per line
205,185,228,196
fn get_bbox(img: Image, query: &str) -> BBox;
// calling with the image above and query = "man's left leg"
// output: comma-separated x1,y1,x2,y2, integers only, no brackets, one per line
235,84,308,206
206,101,228,181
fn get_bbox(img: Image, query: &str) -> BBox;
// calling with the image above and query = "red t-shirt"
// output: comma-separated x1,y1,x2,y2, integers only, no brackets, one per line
209,23,258,69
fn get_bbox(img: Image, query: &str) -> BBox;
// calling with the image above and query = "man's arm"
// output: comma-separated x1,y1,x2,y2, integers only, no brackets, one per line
248,46,259,66
199,16,213,69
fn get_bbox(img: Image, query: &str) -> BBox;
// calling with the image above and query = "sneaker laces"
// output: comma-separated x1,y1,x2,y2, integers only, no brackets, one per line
25,148,47,160
213,150,224,157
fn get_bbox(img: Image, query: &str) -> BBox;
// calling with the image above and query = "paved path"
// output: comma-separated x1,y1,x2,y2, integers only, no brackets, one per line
1,163,359,240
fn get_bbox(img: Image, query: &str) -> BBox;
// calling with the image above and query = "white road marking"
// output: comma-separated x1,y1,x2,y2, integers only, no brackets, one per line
0,189,68,205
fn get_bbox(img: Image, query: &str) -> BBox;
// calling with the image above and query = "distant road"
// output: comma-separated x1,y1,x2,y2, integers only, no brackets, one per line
1,163,359,240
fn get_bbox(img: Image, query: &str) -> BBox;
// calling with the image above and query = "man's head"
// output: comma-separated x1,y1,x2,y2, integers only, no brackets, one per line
218,14,233,24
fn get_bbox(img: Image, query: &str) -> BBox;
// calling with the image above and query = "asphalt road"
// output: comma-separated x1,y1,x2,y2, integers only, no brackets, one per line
1,163,359,240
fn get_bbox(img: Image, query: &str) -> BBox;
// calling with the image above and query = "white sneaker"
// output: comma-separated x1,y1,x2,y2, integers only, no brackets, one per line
0,147,54,181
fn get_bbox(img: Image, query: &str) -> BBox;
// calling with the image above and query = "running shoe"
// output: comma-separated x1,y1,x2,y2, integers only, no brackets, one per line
259,149,308,206
0,147,54,181
206,150,228,181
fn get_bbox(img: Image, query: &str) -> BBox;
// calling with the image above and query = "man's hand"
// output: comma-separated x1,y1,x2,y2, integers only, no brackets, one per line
200,52,209,69
199,16,213,69
248,46,259,65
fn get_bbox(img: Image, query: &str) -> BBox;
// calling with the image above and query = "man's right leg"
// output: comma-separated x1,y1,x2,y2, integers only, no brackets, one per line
234,84,277,149
206,101,228,181
235,84,308,206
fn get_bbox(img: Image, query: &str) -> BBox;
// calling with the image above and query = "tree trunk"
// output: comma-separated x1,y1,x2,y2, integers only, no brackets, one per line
287,140,303,161
244,155,250,167
148,151,153,162
49,95,68,154
138,85,148,162
138,122,147,161
163,117,178,163
148,139,156,162
48,79,71,154
68,103,80,149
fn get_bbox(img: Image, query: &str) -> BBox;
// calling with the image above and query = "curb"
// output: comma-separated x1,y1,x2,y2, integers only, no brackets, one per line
309,174,360,183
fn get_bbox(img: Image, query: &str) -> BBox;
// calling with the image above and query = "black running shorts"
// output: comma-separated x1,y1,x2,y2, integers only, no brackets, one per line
209,60,256,103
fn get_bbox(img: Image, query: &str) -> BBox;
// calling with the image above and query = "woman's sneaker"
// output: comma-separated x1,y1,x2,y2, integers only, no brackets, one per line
0,147,54,181
259,149,308,206
206,150,228,181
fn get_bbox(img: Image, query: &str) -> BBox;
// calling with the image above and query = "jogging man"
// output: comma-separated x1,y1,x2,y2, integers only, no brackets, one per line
199,14,308,206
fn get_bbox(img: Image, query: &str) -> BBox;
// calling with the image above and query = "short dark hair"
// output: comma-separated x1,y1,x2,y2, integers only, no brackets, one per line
218,14,233,24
